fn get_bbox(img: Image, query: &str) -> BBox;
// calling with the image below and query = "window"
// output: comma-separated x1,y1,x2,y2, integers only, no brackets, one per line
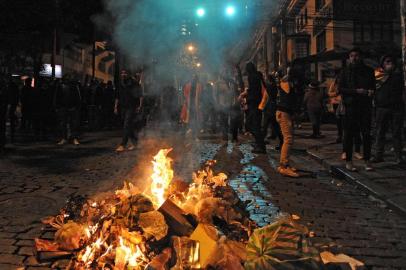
296,40,309,58
353,21,393,44
316,31,326,53
315,0,326,11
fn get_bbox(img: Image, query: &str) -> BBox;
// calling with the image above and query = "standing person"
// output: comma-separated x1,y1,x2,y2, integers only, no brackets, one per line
262,74,283,149
180,74,203,140
0,75,8,153
338,48,375,171
216,74,234,141
372,55,405,164
54,78,82,145
6,76,19,142
201,82,216,134
328,74,343,143
20,78,34,131
303,80,324,138
276,66,300,177
114,71,143,152
102,81,115,130
244,62,266,153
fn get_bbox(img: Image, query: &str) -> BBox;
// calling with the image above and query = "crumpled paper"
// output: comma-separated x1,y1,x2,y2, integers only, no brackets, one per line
55,221,88,251
138,211,168,240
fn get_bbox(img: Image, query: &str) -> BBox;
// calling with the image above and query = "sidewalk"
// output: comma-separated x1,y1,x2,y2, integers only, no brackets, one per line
288,122,406,215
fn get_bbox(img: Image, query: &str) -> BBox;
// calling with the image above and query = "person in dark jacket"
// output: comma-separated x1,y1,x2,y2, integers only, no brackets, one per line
372,55,405,164
101,81,115,130
115,71,143,152
276,66,300,177
338,48,375,171
20,78,34,130
0,75,8,152
7,76,19,142
262,73,283,149
54,78,82,145
244,62,266,153
304,80,324,138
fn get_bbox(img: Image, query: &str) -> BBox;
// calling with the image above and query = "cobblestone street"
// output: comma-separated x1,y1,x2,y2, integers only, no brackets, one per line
0,128,405,269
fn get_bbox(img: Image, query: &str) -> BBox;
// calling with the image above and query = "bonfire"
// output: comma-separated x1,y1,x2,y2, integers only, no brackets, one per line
35,148,362,270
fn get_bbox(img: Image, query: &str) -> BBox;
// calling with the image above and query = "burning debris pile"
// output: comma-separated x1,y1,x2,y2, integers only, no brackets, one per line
34,149,363,270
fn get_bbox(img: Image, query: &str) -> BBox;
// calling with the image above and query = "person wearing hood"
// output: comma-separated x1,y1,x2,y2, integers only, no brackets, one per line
243,62,266,153
371,55,405,164
338,48,375,171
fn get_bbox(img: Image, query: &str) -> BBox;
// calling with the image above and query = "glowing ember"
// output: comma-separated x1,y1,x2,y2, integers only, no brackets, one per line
150,148,174,207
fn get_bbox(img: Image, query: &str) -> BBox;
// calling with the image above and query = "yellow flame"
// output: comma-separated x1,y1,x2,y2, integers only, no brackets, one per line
150,148,174,207
117,237,146,268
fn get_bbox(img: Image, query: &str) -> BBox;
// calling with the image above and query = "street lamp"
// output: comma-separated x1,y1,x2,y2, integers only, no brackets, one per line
196,62,201,68
196,7,206,17
187,44,196,53
225,5,236,17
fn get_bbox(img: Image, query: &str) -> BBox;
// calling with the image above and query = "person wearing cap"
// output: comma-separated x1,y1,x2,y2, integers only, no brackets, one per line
338,48,375,171
371,54,405,164
304,80,324,138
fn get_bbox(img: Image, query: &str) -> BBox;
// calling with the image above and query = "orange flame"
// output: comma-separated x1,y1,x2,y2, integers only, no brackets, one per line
150,148,174,207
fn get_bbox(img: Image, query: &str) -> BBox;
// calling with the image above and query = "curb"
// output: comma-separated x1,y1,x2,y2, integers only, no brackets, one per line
306,147,406,216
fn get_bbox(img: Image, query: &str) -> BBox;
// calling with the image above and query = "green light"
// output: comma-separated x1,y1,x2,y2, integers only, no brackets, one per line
196,8,205,17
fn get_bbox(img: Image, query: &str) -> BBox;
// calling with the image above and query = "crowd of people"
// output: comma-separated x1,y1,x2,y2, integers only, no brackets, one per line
0,75,127,149
179,48,405,177
1,47,405,178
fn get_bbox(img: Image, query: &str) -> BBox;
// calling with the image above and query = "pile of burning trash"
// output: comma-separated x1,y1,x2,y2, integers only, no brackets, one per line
34,149,363,270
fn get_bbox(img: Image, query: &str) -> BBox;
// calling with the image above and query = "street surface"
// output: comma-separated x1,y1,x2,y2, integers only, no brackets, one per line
0,127,405,269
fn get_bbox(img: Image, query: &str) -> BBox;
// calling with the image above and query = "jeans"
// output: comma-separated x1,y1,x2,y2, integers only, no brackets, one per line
247,106,265,149
121,108,138,146
344,105,372,161
263,110,283,145
276,111,293,167
57,108,80,140
375,107,404,158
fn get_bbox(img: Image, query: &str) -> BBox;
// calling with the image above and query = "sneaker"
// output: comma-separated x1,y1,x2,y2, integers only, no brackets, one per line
115,145,125,152
127,144,135,151
341,152,346,160
345,162,357,172
57,139,67,145
73,138,80,145
277,166,300,177
354,152,363,160
365,161,374,171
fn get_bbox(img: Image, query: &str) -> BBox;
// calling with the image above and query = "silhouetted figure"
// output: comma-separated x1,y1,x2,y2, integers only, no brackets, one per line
54,78,82,145
115,71,143,152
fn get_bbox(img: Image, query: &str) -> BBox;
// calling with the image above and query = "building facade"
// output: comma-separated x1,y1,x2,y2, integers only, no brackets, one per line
249,0,401,84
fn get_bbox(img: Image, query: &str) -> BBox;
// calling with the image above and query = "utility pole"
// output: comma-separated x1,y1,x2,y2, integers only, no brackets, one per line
51,0,59,79
400,0,406,87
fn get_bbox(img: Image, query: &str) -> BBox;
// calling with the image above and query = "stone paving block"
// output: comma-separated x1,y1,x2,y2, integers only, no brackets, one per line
0,264,24,270
0,245,18,254
18,246,34,256
0,239,16,246
0,232,17,239
0,254,25,265
15,240,34,247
